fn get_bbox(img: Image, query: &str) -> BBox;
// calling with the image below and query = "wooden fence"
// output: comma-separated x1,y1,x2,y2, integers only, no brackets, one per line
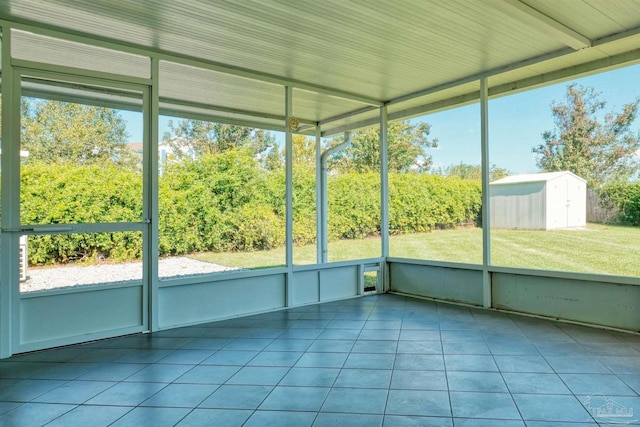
586,189,619,223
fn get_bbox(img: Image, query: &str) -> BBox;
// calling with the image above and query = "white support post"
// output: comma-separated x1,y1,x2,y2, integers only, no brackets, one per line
315,125,322,264
320,151,328,264
0,27,19,358
285,87,294,306
480,77,492,308
380,105,390,292
147,57,160,331
380,105,389,259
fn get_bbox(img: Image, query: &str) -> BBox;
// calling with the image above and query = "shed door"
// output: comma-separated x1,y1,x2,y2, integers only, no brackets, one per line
566,180,585,227
562,181,570,228
551,181,569,229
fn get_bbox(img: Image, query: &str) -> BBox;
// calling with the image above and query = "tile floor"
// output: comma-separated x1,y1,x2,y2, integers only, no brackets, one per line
1,293,639,426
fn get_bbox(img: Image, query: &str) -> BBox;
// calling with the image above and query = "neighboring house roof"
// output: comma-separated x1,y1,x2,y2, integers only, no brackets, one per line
490,171,587,185
126,142,144,152
0,149,30,158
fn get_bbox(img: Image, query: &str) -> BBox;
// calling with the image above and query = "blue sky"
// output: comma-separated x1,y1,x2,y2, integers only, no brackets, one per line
125,63,640,175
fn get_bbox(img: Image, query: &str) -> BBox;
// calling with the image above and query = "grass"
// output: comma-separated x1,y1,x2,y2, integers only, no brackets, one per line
191,236,384,268
364,271,379,291
192,223,640,277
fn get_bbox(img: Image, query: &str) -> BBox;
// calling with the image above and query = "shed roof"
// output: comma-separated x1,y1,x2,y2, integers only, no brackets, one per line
2,1,640,134
491,171,587,185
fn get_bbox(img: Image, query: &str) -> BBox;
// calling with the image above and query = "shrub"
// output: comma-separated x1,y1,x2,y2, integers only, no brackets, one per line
292,166,317,246
21,160,142,225
599,182,640,225
20,152,484,265
224,203,285,251
159,149,278,253
21,161,142,264
389,173,481,233
328,172,381,239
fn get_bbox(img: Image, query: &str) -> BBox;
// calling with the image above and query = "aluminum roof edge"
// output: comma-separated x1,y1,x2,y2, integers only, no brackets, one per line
319,47,576,132
318,25,640,132
322,46,640,136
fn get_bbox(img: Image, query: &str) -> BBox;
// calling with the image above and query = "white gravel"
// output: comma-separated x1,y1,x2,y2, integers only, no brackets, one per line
21,256,241,293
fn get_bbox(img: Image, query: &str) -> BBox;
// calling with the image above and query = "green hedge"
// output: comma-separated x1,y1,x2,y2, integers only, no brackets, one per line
329,172,381,239
21,161,142,264
20,153,483,265
158,149,284,254
292,166,317,246
599,182,640,225
389,174,481,233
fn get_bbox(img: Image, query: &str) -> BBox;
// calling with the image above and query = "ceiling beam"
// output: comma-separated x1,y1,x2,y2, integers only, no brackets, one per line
490,0,591,50
160,97,314,126
488,47,640,98
318,106,379,127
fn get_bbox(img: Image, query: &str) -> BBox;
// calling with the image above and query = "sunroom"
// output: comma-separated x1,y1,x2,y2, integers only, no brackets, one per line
0,1,639,425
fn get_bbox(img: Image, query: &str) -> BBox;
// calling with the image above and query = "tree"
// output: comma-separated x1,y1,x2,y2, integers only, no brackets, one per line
21,98,135,167
533,84,640,189
161,119,279,163
327,120,438,173
291,134,316,167
440,162,510,181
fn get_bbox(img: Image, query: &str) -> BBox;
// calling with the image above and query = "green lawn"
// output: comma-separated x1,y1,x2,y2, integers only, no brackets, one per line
191,223,640,277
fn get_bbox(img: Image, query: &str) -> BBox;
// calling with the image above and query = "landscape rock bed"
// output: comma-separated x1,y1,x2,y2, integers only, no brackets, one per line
21,257,239,292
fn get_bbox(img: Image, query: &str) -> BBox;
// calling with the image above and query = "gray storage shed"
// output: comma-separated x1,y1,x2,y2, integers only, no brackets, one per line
490,171,587,230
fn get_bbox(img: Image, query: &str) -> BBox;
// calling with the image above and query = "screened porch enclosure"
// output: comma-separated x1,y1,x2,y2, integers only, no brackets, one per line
0,0,638,363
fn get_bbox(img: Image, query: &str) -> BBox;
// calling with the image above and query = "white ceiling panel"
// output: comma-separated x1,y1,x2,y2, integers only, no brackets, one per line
159,61,284,118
